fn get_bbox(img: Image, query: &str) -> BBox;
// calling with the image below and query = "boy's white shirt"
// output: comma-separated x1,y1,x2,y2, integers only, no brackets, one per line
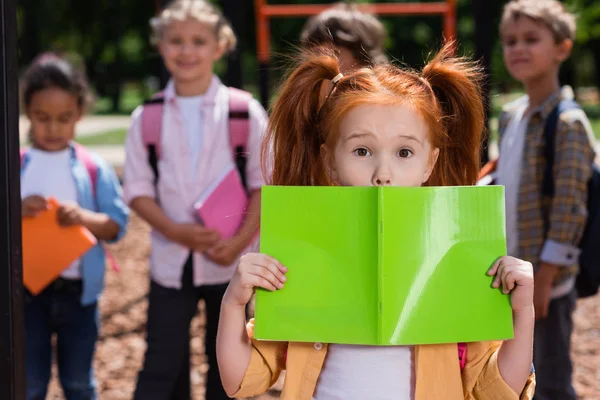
496,100,529,258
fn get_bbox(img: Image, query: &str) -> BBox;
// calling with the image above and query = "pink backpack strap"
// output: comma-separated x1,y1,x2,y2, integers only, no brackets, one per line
228,87,252,190
20,148,26,167
73,143,98,198
228,87,251,153
141,92,165,185
458,342,467,370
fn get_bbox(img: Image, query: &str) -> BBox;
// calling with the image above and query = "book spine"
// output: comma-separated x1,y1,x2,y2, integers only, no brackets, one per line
377,186,384,344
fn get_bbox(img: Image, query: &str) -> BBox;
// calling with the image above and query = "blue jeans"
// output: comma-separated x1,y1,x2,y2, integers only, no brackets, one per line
24,279,99,400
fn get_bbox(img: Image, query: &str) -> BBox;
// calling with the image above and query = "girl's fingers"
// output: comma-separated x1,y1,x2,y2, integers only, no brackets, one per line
500,264,521,294
249,265,285,289
492,260,503,288
252,259,287,284
247,271,278,291
503,270,517,294
253,253,288,274
487,257,503,276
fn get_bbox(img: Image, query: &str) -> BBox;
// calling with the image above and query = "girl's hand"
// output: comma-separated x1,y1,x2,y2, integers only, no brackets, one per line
22,195,48,217
223,253,287,309
488,256,534,313
57,201,83,226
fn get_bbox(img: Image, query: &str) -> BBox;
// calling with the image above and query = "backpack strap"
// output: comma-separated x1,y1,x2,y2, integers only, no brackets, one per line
228,87,252,191
73,143,98,199
542,99,581,197
140,88,252,191
141,93,165,187
457,342,467,370
20,148,26,168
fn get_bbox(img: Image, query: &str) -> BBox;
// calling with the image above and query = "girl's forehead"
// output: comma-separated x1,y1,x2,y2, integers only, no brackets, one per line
29,87,80,110
338,103,429,136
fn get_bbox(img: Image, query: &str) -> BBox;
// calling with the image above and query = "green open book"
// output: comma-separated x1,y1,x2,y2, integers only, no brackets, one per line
254,186,513,345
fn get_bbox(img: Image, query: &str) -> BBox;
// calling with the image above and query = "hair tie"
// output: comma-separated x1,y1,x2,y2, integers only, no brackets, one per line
326,73,344,99
318,72,345,114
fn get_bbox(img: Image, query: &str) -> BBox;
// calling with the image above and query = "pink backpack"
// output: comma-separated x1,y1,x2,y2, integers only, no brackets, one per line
20,143,119,272
140,86,252,190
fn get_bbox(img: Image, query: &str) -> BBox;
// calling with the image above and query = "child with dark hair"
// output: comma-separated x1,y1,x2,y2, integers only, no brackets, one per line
20,53,129,400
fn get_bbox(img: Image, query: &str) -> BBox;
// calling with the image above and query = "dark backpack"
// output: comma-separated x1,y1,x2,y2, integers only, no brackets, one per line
543,99,600,298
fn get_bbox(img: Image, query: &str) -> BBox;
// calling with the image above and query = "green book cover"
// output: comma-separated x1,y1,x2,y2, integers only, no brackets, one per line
254,186,513,345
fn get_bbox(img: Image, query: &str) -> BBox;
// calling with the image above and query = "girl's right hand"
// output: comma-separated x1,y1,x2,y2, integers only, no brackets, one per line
21,195,48,217
167,223,221,252
223,253,288,308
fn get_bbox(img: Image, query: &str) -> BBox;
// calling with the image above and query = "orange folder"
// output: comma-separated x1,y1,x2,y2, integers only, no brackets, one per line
22,197,97,295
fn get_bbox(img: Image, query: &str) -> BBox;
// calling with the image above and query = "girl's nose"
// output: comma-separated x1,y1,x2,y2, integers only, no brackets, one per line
372,167,392,186
374,177,391,186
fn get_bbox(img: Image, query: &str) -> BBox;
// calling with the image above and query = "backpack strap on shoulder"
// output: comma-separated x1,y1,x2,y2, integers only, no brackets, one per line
20,148,26,167
228,87,252,191
141,92,165,186
458,342,467,370
542,98,581,197
73,143,99,199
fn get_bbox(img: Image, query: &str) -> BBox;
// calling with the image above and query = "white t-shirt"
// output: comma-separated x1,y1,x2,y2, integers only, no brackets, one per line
313,344,414,400
496,103,529,257
176,95,204,175
21,147,81,279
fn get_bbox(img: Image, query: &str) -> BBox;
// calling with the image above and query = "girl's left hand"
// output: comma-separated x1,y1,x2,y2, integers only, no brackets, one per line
57,202,83,227
488,256,534,313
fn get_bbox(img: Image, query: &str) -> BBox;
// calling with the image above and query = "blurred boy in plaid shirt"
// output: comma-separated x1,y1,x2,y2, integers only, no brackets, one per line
497,1,596,399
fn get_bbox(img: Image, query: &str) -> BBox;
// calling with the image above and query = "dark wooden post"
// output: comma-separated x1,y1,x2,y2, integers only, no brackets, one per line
0,0,26,397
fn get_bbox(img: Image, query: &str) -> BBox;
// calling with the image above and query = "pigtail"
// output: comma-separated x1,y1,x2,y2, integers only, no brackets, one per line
421,43,485,186
262,49,341,186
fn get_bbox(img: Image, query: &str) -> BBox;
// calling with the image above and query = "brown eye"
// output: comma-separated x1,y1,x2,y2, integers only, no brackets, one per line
353,148,371,157
398,149,413,158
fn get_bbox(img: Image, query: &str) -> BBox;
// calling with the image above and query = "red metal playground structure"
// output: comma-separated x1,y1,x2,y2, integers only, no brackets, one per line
253,0,457,107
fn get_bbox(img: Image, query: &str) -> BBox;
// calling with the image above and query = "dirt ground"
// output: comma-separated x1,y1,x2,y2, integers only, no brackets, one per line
46,214,599,399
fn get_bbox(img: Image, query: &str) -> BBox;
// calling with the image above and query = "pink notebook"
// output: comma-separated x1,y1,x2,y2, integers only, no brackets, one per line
194,165,248,239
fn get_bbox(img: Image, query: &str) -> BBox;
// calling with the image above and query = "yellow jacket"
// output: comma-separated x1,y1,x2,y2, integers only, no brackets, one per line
232,320,535,399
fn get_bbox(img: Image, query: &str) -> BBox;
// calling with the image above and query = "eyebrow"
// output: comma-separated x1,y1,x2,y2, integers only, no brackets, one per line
345,132,423,145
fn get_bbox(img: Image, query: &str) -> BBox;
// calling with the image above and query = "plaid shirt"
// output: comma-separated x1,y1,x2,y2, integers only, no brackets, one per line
498,86,596,290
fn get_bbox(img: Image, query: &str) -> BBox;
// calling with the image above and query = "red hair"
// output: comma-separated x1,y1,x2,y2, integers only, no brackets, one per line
262,43,485,187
